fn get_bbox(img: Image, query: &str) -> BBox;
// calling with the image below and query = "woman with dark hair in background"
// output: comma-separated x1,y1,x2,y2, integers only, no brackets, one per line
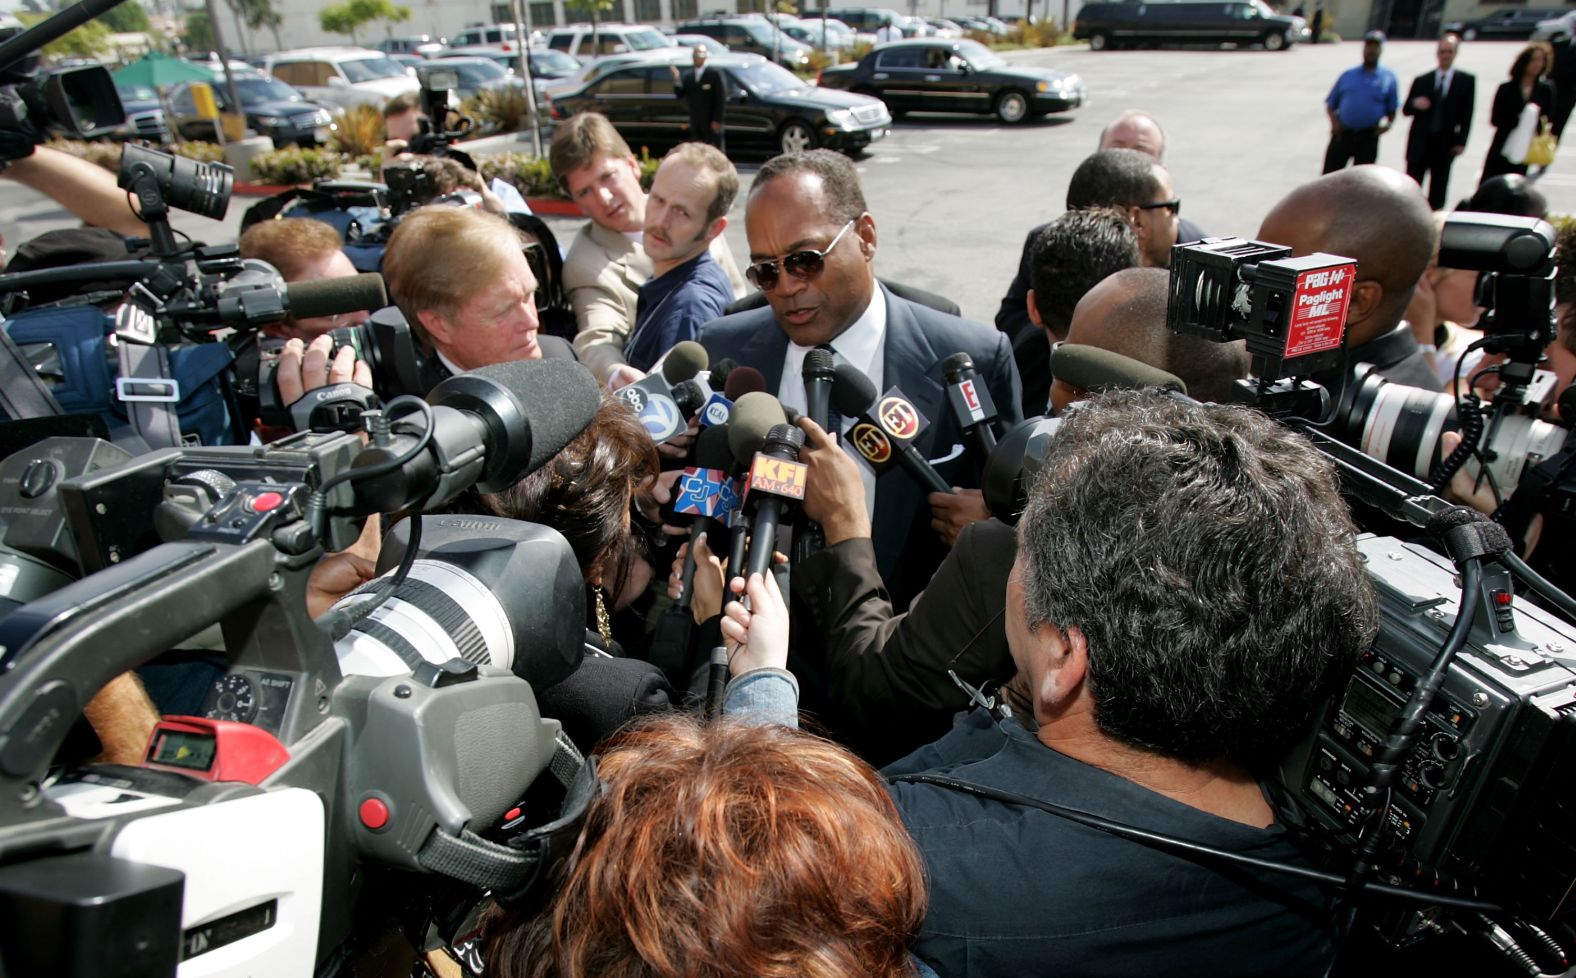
1482,41,1556,183
482,712,930,978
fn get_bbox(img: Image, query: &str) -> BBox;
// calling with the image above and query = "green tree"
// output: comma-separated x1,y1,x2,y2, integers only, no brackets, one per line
235,0,285,49
17,11,113,59
99,1,152,34
565,0,614,51
320,0,410,44
182,9,217,51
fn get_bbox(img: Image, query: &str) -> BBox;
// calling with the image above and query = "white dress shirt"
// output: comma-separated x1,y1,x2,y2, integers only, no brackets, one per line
778,285,887,516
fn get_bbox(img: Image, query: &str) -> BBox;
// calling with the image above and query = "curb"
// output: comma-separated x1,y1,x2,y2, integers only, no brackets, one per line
525,197,582,217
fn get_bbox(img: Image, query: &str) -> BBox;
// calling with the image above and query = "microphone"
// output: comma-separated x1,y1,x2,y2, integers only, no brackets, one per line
347,358,602,515
942,352,999,458
283,273,388,321
1048,344,1186,397
803,347,837,431
707,357,738,392
671,377,715,421
660,340,710,384
830,363,953,496
723,365,767,400
672,424,742,608
726,391,787,579
741,423,807,580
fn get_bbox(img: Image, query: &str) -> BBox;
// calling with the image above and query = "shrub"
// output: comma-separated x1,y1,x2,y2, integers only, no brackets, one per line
805,49,836,76
249,146,344,185
328,103,385,158
169,140,226,164
466,85,534,134
1006,18,1064,47
44,138,123,172
354,148,386,175
477,152,560,198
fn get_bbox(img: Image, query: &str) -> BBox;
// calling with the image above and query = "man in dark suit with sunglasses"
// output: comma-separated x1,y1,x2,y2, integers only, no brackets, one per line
696,150,1022,610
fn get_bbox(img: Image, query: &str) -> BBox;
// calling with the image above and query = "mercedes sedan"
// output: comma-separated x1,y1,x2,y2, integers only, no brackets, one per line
817,39,1084,123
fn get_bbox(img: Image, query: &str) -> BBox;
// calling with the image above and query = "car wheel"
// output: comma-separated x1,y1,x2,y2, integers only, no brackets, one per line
1462,27,1478,40
995,89,1029,124
1262,30,1287,51
1089,30,1111,50
779,120,817,154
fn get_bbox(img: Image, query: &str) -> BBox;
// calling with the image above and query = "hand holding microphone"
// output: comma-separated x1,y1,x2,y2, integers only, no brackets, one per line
720,567,791,678
797,416,871,545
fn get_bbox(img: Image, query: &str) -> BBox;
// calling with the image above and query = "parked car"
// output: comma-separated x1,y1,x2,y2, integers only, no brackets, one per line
544,23,677,60
548,50,891,156
448,23,528,50
1445,8,1562,40
782,19,859,51
539,49,659,101
422,56,529,101
1533,10,1576,42
376,34,445,57
168,71,334,147
923,17,967,37
388,53,425,73
818,38,1083,122
825,7,911,36
674,17,814,70
264,48,419,108
1073,0,1305,50
112,81,170,142
670,33,732,56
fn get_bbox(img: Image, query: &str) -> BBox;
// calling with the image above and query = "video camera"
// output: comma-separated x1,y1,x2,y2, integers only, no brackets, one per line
976,213,1576,970
0,3,124,160
0,356,607,977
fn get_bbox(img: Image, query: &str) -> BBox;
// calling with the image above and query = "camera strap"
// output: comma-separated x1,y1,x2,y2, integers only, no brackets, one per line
115,337,183,449
0,321,65,419
416,731,596,906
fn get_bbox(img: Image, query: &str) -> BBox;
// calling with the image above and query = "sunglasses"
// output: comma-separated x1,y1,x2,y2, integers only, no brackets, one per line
745,220,856,290
1137,198,1181,216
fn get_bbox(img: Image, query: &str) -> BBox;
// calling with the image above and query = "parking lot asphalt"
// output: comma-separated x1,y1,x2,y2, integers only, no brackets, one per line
2,38,1572,326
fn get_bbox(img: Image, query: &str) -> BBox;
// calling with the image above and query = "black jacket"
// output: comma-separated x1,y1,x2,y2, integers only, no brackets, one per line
697,284,1022,609
674,64,727,136
1402,68,1475,156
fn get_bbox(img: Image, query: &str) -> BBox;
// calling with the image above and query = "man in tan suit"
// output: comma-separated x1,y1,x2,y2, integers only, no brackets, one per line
549,112,746,385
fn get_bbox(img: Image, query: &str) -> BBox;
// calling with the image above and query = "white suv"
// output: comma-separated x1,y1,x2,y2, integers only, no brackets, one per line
544,23,677,59
264,48,419,109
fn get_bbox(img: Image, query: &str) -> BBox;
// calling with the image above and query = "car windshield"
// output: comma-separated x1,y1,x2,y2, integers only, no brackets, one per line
1250,0,1274,15
232,75,301,104
340,57,408,82
730,60,803,95
956,39,1004,69
115,83,157,101
441,59,508,84
626,28,673,50
529,49,578,71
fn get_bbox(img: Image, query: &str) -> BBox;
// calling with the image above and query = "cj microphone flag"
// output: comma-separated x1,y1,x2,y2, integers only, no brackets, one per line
673,467,741,519
848,386,931,472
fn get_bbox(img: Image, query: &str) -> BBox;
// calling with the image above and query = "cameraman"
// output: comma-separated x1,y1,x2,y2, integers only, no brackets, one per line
721,390,1379,977
1,144,147,239
381,205,576,378
238,218,373,342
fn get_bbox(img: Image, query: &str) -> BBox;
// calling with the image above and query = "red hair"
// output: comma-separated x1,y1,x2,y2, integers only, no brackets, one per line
484,714,927,978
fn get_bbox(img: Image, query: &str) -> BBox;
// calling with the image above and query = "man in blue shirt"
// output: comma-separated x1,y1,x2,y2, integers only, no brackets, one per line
623,143,738,372
1323,30,1400,173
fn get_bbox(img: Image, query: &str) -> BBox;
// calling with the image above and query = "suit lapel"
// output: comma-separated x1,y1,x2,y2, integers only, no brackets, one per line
870,288,946,582
732,310,789,392
588,222,651,294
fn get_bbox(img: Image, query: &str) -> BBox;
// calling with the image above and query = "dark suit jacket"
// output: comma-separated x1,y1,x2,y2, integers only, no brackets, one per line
696,284,1023,609
674,64,727,136
1402,68,1475,158
1486,78,1557,177
795,519,1016,763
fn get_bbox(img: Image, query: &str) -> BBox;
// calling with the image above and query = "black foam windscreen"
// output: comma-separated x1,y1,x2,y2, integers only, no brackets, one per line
709,357,738,392
696,423,735,470
727,391,787,464
461,358,602,475
723,365,766,400
286,272,388,321
942,351,975,381
804,346,837,377
1050,344,1186,395
830,361,878,417
661,341,710,383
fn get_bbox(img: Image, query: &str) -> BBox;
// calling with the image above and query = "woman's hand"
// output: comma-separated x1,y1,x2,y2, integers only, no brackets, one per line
720,569,790,677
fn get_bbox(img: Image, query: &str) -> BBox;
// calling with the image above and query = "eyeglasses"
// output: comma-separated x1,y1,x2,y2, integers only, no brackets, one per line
745,220,856,290
1137,199,1181,216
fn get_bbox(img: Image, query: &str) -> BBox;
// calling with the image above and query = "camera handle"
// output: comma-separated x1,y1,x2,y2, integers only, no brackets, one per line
0,536,338,826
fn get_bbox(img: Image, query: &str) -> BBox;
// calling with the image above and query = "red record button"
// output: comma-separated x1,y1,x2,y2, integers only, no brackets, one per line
359,797,390,830
251,491,285,513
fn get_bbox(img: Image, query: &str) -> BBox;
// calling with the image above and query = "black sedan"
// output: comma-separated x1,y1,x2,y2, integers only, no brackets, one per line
1444,8,1562,40
168,72,334,148
816,39,1084,123
549,51,891,156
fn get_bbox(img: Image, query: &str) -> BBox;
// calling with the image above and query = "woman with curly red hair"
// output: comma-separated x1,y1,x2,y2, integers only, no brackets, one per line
482,710,930,978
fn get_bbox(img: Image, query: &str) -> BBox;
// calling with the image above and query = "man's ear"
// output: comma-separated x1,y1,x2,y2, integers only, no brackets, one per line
1038,623,1090,706
706,214,728,243
1027,288,1044,328
1347,279,1385,324
417,308,453,349
856,212,878,260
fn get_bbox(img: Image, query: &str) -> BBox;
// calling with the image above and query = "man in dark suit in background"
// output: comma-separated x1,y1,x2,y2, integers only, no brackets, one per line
697,150,1021,610
671,45,726,149
1403,33,1475,210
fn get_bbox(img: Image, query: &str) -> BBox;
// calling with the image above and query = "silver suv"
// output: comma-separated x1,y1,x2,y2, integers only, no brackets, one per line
543,23,676,59
264,47,419,109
